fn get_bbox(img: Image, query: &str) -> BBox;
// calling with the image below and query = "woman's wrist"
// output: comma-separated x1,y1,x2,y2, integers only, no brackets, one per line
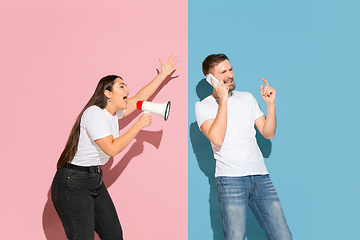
158,71,167,78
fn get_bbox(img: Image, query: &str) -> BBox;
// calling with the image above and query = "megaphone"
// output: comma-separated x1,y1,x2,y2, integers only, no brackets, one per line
136,100,171,121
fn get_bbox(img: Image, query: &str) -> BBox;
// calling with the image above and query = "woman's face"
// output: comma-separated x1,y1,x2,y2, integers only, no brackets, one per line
109,77,130,110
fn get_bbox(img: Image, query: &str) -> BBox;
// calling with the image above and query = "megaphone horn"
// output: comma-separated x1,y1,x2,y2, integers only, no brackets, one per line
136,100,171,121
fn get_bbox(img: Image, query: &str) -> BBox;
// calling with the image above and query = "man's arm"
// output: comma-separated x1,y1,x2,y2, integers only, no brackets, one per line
255,78,277,139
200,100,227,146
124,56,180,117
200,78,230,146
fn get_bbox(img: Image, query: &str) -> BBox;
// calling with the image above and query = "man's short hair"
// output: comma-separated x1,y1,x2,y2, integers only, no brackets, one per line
202,53,229,76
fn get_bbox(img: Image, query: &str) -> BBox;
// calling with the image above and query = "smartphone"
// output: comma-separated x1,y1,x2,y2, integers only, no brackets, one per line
206,73,220,87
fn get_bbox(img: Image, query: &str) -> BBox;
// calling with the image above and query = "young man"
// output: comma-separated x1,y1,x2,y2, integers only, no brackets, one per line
195,54,292,240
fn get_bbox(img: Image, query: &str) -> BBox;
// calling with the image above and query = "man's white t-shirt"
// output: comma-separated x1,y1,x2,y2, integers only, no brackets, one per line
195,91,268,177
71,105,125,167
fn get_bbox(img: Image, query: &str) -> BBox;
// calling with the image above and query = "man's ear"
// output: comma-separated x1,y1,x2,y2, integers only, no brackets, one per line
104,89,112,99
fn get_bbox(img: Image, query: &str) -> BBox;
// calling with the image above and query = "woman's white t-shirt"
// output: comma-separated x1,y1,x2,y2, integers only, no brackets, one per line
71,105,125,166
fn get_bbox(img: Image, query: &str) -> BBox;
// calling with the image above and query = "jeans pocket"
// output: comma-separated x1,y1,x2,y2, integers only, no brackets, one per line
68,169,92,179
66,169,100,192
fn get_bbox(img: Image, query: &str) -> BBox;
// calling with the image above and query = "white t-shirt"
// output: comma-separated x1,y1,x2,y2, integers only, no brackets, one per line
195,91,268,177
71,105,125,166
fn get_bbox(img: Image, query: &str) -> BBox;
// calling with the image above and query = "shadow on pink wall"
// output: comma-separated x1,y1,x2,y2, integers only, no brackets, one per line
42,71,178,239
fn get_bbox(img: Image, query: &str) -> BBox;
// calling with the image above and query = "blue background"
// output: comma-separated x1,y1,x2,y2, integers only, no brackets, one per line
188,0,360,239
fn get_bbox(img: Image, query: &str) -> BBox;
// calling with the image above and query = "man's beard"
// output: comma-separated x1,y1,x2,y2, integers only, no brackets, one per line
224,77,235,91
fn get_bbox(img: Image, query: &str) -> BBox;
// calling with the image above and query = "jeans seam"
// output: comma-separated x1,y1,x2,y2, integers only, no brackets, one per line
216,178,228,238
251,175,273,240
249,197,273,240
65,172,78,240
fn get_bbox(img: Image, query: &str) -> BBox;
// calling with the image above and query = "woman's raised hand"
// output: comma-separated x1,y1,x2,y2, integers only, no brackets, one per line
160,55,180,76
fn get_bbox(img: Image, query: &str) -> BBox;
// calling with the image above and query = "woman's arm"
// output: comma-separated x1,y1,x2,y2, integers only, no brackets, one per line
95,113,152,157
124,55,180,117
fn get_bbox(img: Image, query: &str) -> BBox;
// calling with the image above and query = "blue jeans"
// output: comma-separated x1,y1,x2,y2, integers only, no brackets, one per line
51,168,123,240
216,175,292,240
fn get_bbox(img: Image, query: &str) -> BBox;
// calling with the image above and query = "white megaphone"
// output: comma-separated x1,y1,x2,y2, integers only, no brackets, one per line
136,100,171,121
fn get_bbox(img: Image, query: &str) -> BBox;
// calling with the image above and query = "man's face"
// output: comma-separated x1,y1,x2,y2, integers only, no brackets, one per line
210,60,235,91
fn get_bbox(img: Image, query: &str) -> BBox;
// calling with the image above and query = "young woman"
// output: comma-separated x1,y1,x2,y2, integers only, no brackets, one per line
51,56,179,240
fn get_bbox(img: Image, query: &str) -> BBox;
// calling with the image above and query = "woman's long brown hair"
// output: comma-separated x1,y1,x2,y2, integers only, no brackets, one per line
56,75,121,168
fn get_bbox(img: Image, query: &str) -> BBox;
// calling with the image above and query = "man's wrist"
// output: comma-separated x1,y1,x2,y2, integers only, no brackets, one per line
266,102,276,108
219,95,229,102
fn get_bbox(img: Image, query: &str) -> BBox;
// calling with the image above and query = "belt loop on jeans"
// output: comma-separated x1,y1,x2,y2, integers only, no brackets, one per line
67,164,102,173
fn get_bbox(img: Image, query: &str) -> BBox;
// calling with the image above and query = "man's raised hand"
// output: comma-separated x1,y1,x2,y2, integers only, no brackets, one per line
260,77,276,104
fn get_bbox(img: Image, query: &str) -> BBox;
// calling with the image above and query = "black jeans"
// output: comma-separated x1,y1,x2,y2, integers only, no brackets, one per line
51,168,123,240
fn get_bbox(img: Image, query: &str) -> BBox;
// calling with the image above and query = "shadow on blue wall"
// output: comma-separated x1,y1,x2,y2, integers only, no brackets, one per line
189,79,272,240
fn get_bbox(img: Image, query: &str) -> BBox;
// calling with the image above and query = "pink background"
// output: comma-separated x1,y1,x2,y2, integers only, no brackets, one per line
0,1,187,239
